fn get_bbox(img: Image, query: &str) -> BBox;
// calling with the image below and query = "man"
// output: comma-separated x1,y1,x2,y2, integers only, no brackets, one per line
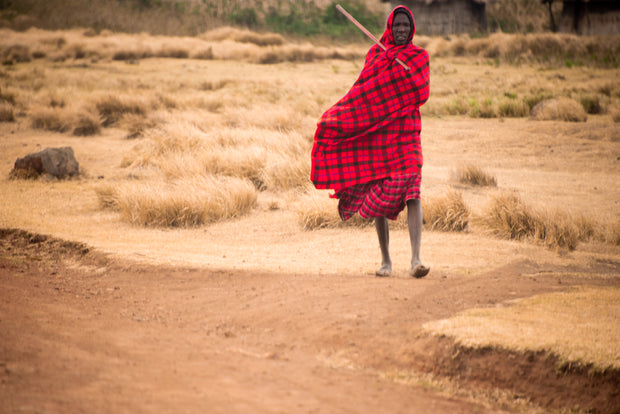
311,6,430,278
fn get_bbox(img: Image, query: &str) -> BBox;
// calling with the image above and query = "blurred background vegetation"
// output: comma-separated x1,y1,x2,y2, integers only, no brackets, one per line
0,0,562,39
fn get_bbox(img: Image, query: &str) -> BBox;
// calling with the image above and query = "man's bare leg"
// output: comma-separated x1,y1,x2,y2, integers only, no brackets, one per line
375,216,392,277
407,199,430,278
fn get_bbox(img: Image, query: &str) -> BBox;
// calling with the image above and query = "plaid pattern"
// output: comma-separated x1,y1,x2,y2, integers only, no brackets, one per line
311,6,429,191
336,174,421,221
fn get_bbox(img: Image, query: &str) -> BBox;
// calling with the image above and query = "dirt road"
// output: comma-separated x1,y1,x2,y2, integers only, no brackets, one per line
2,229,618,413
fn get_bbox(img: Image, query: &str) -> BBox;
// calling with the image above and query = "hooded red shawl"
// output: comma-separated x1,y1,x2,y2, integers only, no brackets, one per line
311,6,429,191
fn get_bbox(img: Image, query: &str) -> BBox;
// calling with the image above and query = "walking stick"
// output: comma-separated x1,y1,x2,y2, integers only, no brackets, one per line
335,4,410,70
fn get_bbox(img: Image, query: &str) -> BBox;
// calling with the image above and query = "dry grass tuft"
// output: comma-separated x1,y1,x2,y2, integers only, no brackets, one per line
29,105,71,132
120,113,157,139
200,27,285,46
605,219,620,246
72,110,101,136
479,193,579,250
254,44,361,64
529,97,587,122
498,98,530,118
94,94,148,126
8,166,41,180
260,152,311,191
454,164,497,187
579,94,602,115
98,175,257,228
423,191,470,232
1,43,31,65
0,102,15,122
296,190,371,230
94,183,120,210
191,46,214,60
610,106,620,123
423,286,620,371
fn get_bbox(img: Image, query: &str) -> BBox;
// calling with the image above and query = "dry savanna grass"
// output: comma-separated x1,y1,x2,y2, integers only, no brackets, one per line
199,27,285,46
96,175,257,227
295,189,371,230
454,164,497,187
1,27,617,245
297,190,471,233
94,94,149,127
423,191,470,232
29,104,101,136
0,27,366,66
530,97,588,122
29,105,72,132
0,102,15,122
121,122,311,191
478,193,581,250
428,32,620,68
423,286,620,371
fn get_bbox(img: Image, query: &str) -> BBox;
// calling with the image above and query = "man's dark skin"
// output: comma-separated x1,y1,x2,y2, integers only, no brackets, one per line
375,11,429,278
392,12,411,46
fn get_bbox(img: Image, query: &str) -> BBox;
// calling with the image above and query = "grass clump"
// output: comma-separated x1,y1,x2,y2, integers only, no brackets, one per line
455,164,497,187
72,110,101,136
480,193,579,250
0,102,15,122
498,98,530,118
423,191,470,232
94,94,148,126
296,190,370,230
200,27,284,46
29,106,71,132
579,94,602,115
97,175,257,227
529,97,587,122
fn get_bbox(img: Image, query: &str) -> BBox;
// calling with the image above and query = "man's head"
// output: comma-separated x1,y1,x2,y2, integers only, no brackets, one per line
392,9,413,46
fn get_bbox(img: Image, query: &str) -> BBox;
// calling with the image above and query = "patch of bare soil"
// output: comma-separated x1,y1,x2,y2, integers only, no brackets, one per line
1,228,619,413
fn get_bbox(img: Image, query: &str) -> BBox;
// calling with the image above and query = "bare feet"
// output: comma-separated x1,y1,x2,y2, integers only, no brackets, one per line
375,263,392,277
410,264,430,279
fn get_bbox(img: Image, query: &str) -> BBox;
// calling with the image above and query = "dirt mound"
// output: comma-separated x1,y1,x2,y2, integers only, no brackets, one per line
1,228,618,413
0,228,93,262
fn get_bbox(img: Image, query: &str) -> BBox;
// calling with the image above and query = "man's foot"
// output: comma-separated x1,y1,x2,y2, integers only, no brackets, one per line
375,264,392,277
410,264,430,279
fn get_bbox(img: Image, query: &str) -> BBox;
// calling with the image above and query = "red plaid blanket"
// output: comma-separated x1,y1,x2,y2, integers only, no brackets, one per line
311,6,429,191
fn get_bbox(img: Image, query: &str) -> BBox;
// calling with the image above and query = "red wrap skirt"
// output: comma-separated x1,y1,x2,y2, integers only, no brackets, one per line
334,173,421,221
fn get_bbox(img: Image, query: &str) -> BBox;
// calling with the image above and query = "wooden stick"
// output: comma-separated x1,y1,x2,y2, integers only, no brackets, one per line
335,4,410,70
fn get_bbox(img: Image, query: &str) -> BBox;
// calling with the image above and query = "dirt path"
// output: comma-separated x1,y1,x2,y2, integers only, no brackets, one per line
2,229,618,413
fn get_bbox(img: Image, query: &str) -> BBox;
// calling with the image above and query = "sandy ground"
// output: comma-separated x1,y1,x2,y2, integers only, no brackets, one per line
1,229,618,414
1,113,619,413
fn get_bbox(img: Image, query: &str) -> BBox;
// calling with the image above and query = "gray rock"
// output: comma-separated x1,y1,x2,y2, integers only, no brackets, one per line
12,147,79,179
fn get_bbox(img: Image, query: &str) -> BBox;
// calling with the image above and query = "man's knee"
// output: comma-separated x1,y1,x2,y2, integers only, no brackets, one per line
407,198,420,208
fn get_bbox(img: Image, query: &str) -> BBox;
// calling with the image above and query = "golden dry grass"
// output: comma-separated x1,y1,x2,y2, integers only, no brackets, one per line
478,193,580,250
96,175,257,227
454,164,497,187
94,94,149,127
0,102,15,122
0,27,617,243
29,105,72,132
423,191,470,232
423,286,620,371
295,189,371,230
530,97,588,122
200,27,285,46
